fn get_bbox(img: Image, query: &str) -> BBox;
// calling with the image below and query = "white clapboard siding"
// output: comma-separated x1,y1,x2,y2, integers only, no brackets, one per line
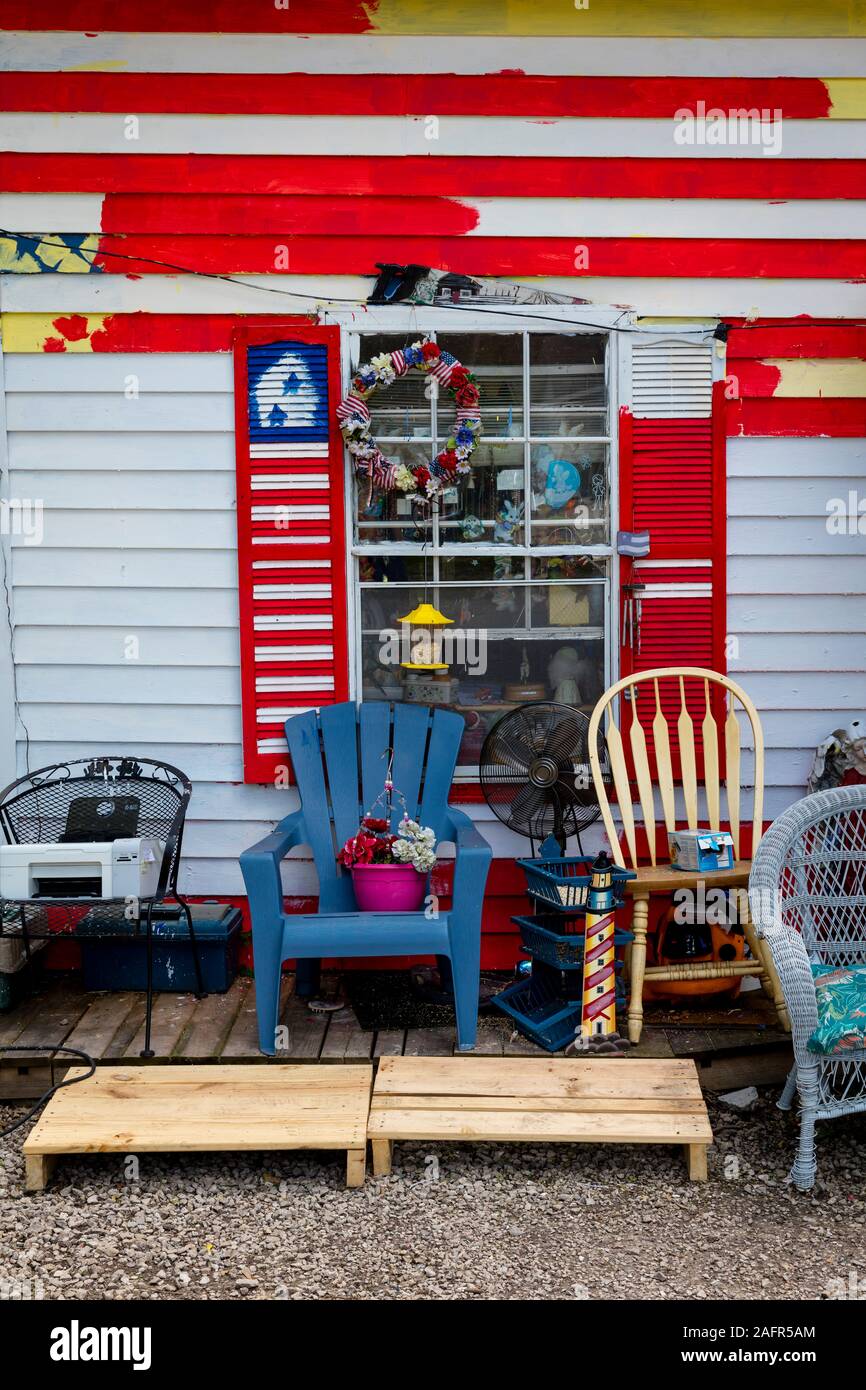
5,273,866,322
2,112,858,159
9,433,236,471
13,549,237,588
4,32,865,77
11,470,235,510
14,511,237,549
14,627,241,666
13,587,238,626
728,435,866,822
6,394,235,432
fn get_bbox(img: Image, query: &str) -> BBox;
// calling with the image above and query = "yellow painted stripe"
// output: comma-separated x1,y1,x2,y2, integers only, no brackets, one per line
369,0,866,37
0,313,104,352
768,358,866,397
826,79,866,118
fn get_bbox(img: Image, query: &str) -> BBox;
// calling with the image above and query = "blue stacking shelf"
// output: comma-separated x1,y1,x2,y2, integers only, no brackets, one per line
494,858,634,1052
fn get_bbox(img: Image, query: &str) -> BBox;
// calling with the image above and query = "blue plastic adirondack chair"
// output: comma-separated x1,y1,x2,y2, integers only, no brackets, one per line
240,701,492,1054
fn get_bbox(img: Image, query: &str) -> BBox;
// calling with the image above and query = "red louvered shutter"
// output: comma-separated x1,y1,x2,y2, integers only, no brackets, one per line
618,338,727,769
233,322,349,783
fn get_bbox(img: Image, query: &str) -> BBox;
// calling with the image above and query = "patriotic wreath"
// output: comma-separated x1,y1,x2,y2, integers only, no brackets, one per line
336,340,482,505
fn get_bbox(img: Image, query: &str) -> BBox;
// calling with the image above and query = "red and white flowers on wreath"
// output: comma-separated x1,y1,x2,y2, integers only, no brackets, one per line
336,339,482,504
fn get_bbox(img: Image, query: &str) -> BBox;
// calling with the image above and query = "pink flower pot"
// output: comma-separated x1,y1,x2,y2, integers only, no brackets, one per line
351,863,427,912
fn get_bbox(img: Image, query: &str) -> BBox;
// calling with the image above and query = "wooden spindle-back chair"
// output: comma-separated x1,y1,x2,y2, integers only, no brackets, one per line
588,666,789,1042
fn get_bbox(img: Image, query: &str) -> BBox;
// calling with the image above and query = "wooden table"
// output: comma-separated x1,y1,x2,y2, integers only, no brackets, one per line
368,1055,713,1180
22,1063,373,1191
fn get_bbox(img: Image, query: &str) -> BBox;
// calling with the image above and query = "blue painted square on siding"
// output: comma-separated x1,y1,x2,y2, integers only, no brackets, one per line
247,340,329,445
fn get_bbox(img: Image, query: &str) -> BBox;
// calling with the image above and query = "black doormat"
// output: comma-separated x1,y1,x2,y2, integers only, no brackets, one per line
345,969,507,1032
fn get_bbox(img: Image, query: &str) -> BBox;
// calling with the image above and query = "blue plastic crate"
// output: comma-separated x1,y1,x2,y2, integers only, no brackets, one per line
514,913,634,971
517,856,634,912
494,959,627,1053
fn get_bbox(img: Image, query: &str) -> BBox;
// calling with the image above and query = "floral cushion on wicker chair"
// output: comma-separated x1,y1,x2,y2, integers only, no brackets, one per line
807,963,866,1055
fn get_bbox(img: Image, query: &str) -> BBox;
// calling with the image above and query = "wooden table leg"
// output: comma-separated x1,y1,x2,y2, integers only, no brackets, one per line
685,1143,708,1182
627,893,650,1045
24,1153,56,1193
346,1148,366,1188
371,1138,393,1177
741,895,790,1031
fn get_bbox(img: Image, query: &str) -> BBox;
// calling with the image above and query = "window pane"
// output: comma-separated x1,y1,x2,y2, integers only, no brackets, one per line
358,554,428,584
436,441,525,544
437,333,523,438
440,556,523,582
358,333,431,438
359,583,606,766
354,441,435,535
531,556,607,581
529,332,606,436
530,442,609,545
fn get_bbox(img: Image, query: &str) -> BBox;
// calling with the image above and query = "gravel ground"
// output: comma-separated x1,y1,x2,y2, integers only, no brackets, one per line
1,1090,864,1301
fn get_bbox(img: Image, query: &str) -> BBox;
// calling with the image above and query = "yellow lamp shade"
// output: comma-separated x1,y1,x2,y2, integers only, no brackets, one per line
397,602,453,627
399,602,453,670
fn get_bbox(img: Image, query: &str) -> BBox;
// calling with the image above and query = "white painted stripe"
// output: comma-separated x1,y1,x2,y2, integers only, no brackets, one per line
8,194,866,240
254,645,334,660
250,474,329,489
0,114,858,159
251,534,330,545
256,677,335,693
253,615,334,629
258,732,309,752
252,559,330,569
5,272,864,319
251,505,330,520
640,584,714,597
3,33,864,77
636,559,711,570
258,703,330,720
252,584,331,598
249,444,330,458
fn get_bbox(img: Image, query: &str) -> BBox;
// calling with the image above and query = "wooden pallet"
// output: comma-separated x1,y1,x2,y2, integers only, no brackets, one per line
22,1063,373,1191
368,1056,714,1181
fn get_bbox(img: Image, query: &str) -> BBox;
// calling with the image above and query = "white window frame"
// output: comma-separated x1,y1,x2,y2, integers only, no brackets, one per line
324,303,625,780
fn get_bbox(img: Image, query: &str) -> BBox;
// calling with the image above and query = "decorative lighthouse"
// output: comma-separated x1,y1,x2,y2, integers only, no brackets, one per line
575,851,632,1054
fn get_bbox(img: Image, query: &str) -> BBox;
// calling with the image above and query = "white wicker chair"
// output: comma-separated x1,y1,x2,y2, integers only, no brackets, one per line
750,784,866,1190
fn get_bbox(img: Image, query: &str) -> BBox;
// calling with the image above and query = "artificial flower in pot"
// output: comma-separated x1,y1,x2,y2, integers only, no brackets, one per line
338,814,437,912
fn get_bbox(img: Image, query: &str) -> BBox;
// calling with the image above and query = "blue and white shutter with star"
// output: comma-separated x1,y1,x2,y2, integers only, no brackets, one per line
247,341,329,457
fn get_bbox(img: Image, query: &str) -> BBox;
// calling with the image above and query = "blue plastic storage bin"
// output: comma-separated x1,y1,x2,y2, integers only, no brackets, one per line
518,856,633,912
494,958,628,1053
514,913,634,970
77,901,242,994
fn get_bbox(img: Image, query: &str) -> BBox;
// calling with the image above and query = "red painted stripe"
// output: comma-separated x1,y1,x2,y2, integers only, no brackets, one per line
100,193,480,236
0,71,833,118
726,397,866,435
84,234,866,278
727,322,866,357
0,0,373,29
6,153,866,200
35,313,322,353
726,359,784,396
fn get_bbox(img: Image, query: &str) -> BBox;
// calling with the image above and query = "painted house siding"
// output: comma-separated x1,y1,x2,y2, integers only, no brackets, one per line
4,348,543,895
1,16,865,909
727,436,866,796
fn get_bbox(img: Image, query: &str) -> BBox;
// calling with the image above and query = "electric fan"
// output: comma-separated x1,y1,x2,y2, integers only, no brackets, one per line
479,702,610,855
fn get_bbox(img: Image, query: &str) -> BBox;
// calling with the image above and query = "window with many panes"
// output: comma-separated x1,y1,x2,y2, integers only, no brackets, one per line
350,327,613,776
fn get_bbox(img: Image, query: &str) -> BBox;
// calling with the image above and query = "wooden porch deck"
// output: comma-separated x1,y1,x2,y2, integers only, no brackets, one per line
0,973,793,1102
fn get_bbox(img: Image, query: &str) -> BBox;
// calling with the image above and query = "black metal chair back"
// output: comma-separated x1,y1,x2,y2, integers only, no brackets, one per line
0,756,192,900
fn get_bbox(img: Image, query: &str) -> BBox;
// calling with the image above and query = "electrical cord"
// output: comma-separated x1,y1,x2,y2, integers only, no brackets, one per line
0,1044,96,1140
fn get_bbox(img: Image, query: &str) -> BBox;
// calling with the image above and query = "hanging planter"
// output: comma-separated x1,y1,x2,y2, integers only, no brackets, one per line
337,763,437,913
336,339,482,506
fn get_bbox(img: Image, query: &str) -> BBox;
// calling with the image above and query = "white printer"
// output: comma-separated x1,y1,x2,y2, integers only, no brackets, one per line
0,837,165,900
